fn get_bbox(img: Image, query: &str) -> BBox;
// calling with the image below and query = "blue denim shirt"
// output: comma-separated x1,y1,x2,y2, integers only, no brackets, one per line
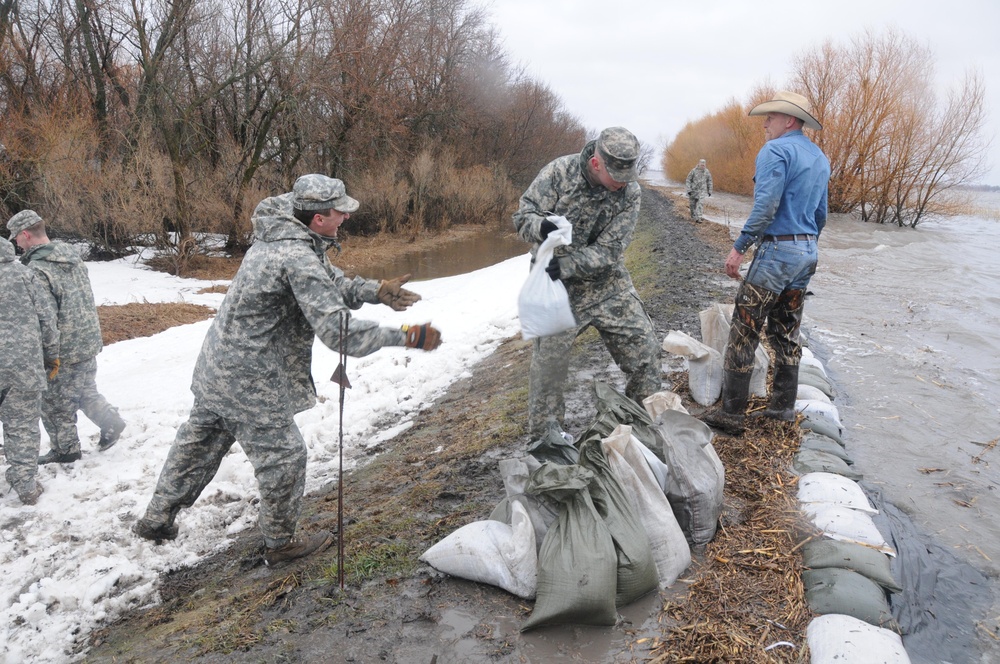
733,130,831,254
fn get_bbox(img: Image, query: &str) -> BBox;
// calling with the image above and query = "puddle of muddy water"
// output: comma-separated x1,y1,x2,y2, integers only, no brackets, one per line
351,231,528,282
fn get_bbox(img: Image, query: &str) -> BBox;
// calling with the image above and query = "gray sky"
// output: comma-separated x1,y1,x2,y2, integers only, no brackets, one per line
481,0,1000,185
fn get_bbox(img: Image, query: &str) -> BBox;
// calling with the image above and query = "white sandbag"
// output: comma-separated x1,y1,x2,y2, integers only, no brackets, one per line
807,614,911,664
796,399,843,430
799,363,836,400
498,457,560,552
802,503,895,556
518,218,575,340
801,354,828,378
420,499,538,599
797,383,831,404
697,304,769,397
654,410,725,545
602,426,691,588
661,330,723,406
643,390,689,418
798,472,877,514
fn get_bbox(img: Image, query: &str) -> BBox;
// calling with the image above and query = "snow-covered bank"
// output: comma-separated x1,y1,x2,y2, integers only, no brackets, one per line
0,252,529,663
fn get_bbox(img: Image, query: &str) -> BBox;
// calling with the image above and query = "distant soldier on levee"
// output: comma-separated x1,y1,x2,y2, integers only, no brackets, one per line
0,236,59,505
685,159,713,222
7,210,127,464
133,174,441,566
513,127,661,439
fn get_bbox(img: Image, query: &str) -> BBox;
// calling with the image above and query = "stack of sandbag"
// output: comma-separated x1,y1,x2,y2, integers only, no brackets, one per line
660,330,723,406
791,347,910,661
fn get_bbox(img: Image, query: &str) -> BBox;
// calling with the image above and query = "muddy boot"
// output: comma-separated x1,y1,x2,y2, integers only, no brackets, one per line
38,449,82,465
16,480,45,506
98,411,127,452
700,370,752,435
264,531,334,566
133,518,180,543
756,364,799,421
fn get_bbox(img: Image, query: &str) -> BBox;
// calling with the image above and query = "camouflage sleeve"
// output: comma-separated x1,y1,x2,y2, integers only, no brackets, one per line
332,272,381,309
27,270,59,361
559,185,641,281
512,160,563,244
286,247,405,356
707,170,713,195
685,169,694,191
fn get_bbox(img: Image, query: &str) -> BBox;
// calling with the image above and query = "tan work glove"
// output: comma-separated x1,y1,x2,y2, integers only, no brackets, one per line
377,274,422,311
45,358,60,381
402,323,441,351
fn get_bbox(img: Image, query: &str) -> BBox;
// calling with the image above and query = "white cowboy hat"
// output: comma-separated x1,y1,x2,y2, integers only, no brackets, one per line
748,91,822,131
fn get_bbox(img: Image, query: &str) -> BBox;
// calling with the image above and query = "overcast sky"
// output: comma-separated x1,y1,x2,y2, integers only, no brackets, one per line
480,0,1000,186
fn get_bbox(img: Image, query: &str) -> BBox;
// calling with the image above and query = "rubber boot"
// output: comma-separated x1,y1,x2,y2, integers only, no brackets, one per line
700,370,753,435
757,364,799,421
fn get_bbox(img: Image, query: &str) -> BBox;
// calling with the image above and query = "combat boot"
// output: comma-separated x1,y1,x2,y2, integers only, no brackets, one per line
38,449,82,464
756,364,799,421
98,412,127,451
264,531,333,566
16,480,45,505
700,370,753,435
133,518,179,543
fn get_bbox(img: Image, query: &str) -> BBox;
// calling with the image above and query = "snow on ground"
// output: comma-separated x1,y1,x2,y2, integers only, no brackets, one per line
0,250,530,663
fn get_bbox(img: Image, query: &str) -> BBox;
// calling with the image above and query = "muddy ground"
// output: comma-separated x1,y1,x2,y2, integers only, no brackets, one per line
85,187,792,664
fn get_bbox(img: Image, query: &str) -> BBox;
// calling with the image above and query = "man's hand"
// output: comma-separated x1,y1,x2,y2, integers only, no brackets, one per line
402,323,442,351
725,248,744,280
45,358,60,381
545,257,561,281
377,274,422,311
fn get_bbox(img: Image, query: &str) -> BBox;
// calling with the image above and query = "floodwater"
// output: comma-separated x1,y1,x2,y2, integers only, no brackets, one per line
353,230,527,282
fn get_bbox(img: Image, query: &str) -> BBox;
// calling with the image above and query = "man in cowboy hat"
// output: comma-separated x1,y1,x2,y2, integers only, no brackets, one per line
701,91,831,435
513,126,661,439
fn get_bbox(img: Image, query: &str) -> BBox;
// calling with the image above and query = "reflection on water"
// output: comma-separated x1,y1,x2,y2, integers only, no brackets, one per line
349,231,528,282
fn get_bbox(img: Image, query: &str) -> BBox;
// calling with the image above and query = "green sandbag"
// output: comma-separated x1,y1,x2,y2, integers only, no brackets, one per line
803,567,898,631
522,463,618,630
794,449,862,481
577,434,659,607
802,539,902,593
527,425,580,465
580,382,662,460
800,433,853,463
800,412,843,443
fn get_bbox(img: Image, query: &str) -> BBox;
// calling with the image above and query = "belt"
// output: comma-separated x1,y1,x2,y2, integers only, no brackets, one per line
763,234,815,242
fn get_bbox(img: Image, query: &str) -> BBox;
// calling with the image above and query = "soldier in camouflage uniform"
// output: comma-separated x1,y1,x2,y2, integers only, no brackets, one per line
685,159,713,222
513,127,661,439
133,174,441,566
0,236,59,505
8,210,126,464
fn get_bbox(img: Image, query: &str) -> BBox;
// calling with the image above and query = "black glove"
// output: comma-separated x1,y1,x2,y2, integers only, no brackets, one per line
545,257,561,281
539,219,557,240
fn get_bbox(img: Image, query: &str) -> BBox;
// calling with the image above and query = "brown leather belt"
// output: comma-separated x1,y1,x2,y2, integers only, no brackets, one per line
763,234,816,242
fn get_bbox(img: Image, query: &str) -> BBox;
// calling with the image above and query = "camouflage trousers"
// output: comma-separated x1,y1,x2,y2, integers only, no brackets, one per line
141,403,308,548
723,282,806,374
43,357,122,455
528,290,661,438
688,195,705,221
1,385,42,492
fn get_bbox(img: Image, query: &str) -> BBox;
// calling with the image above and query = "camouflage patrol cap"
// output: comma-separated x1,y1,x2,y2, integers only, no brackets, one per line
596,127,640,182
292,175,360,213
7,209,43,236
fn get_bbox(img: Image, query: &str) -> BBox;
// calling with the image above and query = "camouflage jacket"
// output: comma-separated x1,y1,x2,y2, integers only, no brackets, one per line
191,192,406,426
512,140,642,312
21,241,103,363
1,238,58,389
685,167,713,196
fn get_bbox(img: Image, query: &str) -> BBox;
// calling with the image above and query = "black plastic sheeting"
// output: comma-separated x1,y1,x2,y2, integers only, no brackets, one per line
863,483,991,664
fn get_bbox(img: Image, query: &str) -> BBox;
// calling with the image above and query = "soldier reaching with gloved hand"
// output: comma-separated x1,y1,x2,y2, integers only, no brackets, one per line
133,174,441,566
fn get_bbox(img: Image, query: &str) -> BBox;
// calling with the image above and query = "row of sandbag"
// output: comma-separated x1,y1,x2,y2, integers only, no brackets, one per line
419,381,725,631
790,345,911,664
